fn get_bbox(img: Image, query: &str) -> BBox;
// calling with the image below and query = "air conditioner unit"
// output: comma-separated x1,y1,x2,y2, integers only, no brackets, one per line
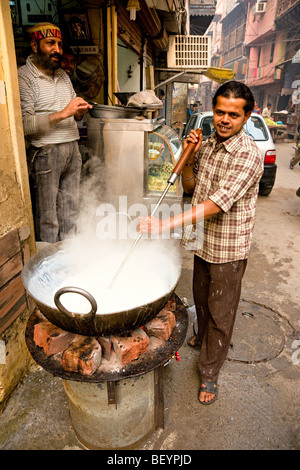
255,2,267,13
167,35,211,69
20,0,58,25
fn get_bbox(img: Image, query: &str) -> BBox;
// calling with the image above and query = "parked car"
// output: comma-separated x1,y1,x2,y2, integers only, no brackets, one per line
182,111,277,196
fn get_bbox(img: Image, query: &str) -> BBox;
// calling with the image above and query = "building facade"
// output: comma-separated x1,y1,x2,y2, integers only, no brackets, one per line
208,0,300,125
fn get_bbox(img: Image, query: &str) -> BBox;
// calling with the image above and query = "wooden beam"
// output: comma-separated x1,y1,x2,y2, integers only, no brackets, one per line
107,5,113,104
145,65,155,90
0,229,28,334
111,5,118,105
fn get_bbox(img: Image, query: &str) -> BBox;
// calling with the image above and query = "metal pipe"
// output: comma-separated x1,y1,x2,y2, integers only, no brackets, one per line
153,71,186,89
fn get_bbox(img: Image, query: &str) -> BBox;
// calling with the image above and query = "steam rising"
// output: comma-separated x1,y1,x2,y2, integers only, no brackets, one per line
29,236,181,314
27,149,181,314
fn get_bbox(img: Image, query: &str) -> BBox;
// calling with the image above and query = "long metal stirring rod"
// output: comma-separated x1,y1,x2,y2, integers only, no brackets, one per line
107,128,202,291
107,182,172,290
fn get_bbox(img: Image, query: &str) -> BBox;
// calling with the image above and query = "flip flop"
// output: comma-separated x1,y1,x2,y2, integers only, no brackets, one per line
187,335,201,349
198,381,218,405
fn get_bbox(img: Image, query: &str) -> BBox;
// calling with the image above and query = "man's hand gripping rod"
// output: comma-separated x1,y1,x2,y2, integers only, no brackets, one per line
107,128,202,290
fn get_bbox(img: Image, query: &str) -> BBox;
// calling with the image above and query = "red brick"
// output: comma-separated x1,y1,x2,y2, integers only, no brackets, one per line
164,299,177,311
144,309,176,341
62,336,102,376
35,308,47,321
33,320,75,357
97,336,112,361
112,328,149,366
148,335,165,351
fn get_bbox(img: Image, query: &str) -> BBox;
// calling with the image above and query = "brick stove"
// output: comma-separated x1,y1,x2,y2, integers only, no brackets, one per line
25,293,188,450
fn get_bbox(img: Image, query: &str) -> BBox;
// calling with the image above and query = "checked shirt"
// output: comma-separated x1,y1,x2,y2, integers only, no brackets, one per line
182,128,264,263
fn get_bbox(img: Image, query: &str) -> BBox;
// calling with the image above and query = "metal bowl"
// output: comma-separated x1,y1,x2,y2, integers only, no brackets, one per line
89,103,141,119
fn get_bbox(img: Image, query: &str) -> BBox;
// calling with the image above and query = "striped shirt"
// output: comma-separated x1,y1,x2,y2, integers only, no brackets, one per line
18,55,79,147
182,128,264,263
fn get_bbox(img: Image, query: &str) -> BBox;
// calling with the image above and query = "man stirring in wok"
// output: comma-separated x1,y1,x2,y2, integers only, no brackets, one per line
139,81,263,404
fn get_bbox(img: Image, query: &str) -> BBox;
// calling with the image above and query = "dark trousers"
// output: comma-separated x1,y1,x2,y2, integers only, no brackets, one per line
193,255,247,383
27,142,82,243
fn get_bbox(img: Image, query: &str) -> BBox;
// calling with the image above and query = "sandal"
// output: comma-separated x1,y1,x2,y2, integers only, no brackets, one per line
187,335,201,349
198,381,218,405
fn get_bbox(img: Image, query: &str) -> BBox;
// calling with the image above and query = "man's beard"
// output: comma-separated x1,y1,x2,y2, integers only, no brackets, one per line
36,44,61,71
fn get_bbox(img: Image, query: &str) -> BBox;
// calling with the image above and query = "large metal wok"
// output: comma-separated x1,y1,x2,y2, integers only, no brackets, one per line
22,130,201,337
22,241,181,336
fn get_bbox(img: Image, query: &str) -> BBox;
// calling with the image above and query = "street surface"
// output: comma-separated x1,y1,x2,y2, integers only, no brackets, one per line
0,141,299,451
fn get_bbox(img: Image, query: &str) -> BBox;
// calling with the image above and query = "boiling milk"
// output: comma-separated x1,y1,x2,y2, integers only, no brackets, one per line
28,238,181,315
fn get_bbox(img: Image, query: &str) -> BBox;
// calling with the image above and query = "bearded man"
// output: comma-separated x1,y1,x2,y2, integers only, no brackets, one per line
18,22,92,243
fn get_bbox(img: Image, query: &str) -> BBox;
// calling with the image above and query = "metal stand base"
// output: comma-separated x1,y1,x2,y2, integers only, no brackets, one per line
63,366,164,450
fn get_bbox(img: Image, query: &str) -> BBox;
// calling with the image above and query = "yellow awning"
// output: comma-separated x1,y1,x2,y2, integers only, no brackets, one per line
203,67,235,83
